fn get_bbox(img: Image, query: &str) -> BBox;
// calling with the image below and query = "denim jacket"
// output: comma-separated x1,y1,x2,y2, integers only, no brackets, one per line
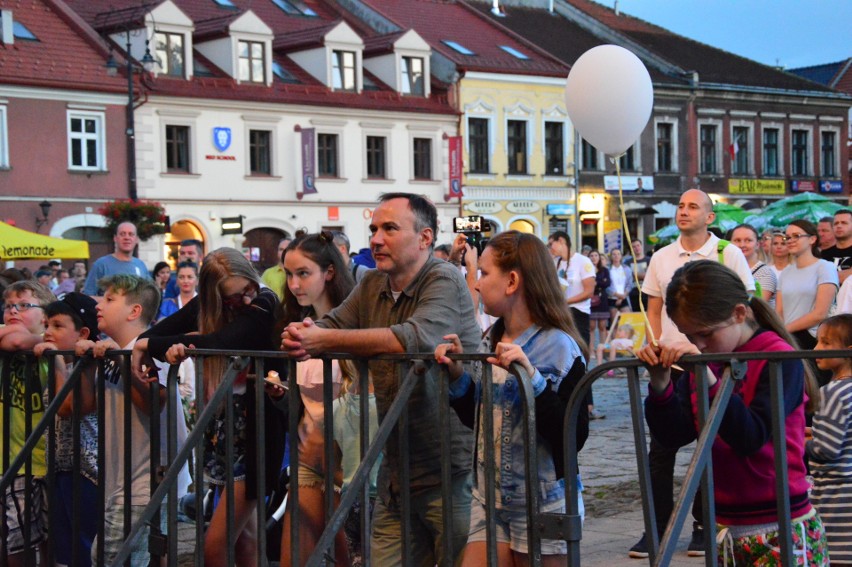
448,323,585,511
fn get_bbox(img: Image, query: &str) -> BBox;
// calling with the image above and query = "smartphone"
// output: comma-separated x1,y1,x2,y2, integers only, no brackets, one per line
453,215,482,233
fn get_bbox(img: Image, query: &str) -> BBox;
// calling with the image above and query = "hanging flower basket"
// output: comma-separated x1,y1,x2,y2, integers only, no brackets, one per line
98,199,167,241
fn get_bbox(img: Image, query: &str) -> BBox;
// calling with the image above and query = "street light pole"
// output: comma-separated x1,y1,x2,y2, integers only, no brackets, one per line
106,27,156,202
124,30,138,202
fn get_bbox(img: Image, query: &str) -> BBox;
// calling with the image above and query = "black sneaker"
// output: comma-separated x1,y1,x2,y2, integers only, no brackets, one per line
687,523,705,557
628,534,649,559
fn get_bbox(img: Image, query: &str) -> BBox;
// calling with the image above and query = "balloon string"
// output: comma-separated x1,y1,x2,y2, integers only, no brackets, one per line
614,157,658,348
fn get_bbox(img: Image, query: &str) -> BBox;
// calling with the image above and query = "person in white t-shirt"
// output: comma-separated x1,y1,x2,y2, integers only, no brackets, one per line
629,188,755,559
547,230,602,419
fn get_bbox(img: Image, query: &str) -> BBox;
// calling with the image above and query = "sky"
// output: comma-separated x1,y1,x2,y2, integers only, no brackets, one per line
616,1,851,70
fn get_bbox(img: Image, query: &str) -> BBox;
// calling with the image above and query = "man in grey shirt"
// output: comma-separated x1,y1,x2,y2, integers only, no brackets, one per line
282,192,480,566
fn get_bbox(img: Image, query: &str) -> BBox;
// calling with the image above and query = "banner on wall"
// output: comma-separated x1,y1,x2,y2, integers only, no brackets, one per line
446,136,463,200
298,127,317,200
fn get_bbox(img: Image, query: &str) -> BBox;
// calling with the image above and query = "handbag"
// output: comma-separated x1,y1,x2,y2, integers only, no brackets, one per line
590,293,601,307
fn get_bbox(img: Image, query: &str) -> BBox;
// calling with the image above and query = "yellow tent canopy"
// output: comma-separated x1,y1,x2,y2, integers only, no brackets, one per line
0,221,89,260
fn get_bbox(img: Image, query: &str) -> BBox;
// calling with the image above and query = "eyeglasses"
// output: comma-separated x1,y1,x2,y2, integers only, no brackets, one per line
222,283,256,307
2,303,43,313
783,233,813,243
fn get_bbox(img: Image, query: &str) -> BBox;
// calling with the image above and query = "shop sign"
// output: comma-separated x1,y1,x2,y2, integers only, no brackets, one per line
791,180,817,193
466,200,502,214
546,203,575,216
728,179,786,195
819,180,843,194
506,200,540,214
604,175,654,192
328,206,339,221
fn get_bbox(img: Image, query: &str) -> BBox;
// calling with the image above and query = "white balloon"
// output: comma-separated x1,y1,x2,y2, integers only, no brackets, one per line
565,45,654,156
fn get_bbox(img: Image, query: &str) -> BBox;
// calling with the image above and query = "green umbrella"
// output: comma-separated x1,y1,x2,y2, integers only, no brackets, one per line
747,193,843,229
647,223,679,245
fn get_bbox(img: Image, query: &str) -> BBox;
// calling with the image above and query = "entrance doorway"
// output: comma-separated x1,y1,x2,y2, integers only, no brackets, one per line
243,227,290,271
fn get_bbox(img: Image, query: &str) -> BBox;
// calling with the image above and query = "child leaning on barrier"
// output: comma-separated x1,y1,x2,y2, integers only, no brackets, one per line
435,231,589,567
808,314,852,564
0,280,55,567
33,292,100,567
74,274,170,566
637,260,828,565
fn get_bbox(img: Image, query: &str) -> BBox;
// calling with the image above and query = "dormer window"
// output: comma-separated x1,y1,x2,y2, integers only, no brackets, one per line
154,32,184,77
239,40,265,83
401,56,424,96
332,50,356,91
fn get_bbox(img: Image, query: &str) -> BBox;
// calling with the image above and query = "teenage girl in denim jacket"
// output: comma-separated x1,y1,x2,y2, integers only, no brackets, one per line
436,231,589,567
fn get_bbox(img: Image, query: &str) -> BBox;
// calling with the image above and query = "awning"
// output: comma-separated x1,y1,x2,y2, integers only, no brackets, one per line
0,221,89,260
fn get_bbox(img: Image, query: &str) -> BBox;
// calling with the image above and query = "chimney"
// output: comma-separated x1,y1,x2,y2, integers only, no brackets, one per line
491,0,504,17
1,10,14,45
614,1,620,16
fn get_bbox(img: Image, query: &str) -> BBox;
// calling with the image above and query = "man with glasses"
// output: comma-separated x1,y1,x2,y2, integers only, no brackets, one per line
83,222,150,296
629,189,755,559
820,209,852,284
282,192,479,566
0,281,56,565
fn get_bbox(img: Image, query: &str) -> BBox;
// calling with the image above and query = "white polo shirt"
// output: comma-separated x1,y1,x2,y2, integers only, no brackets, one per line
642,234,755,344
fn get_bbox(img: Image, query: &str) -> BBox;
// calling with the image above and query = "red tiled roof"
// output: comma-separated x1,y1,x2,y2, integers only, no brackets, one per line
362,31,405,56
360,0,569,77
0,0,127,94
564,0,837,93
272,20,339,51
193,11,242,41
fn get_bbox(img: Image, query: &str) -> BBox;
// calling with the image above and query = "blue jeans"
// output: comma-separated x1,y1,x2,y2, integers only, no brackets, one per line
371,473,472,567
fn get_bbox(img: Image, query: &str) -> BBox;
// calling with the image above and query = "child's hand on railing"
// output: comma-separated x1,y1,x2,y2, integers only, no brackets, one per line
488,342,535,379
33,341,58,357
165,343,193,365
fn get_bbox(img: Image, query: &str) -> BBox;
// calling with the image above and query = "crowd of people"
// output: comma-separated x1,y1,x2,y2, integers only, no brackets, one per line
0,190,850,565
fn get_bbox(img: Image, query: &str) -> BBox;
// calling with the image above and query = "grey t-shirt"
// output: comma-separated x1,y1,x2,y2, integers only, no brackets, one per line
316,256,480,495
83,254,150,295
778,259,838,337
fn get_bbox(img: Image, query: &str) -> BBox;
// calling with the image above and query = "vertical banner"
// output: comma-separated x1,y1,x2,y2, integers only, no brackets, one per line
446,135,463,200
298,127,317,200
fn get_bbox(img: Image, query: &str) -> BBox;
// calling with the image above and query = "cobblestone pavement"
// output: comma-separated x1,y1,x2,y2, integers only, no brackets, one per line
578,370,705,566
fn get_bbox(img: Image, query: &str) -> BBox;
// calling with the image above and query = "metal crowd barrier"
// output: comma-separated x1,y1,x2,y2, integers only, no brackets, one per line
1,347,847,566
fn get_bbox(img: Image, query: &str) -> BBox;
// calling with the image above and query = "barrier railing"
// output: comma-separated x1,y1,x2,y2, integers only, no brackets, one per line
1,347,847,566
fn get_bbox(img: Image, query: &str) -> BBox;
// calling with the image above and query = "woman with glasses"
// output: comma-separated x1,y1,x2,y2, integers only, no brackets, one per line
730,224,777,306
776,220,838,354
132,247,287,567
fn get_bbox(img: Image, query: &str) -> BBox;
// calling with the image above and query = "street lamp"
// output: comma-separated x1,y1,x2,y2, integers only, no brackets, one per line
105,30,157,202
35,199,52,232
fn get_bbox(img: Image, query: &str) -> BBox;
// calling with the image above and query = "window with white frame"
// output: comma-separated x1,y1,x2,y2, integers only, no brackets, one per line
791,128,809,176
238,40,265,83
821,130,837,177
581,139,598,170
544,121,564,175
249,129,271,175
165,124,191,173
67,111,105,171
506,119,527,174
654,120,678,173
619,146,636,172
366,135,386,179
401,56,424,96
155,32,184,77
468,117,489,174
412,137,432,180
699,124,718,174
317,133,339,177
0,105,7,168
732,125,750,175
332,50,356,91
763,127,780,176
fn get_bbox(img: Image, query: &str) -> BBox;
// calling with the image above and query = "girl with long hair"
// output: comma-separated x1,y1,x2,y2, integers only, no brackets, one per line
132,247,287,567
435,231,589,567
278,231,355,566
730,224,777,305
769,230,792,277
638,260,826,565
607,248,633,320
776,220,838,352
